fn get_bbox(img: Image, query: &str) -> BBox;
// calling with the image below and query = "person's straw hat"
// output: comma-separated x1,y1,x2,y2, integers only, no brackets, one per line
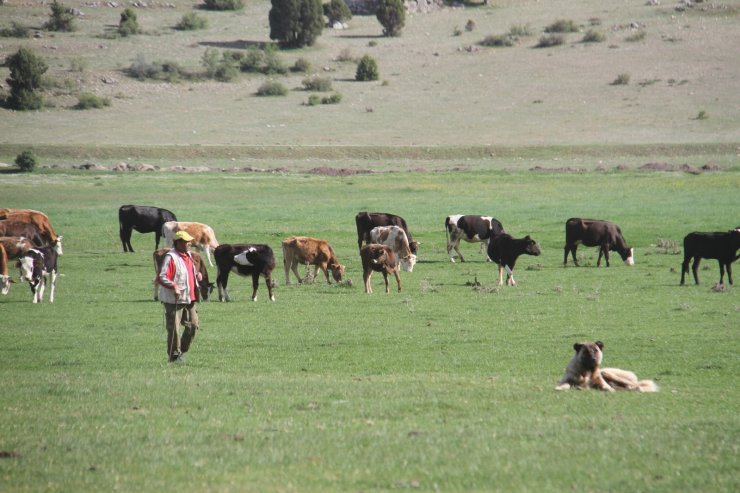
174,230,194,242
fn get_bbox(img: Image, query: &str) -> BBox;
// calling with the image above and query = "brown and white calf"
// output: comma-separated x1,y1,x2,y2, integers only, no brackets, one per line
564,218,634,267
282,236,346,285
0,236,35,260
360,244,401,294
487,233,541,286
152,248,214,301
162,221,220,267
17,246,58,303
355,211,418,254
445,214,505,263
0,209,63,255
369,226,417,272
215,243,276,302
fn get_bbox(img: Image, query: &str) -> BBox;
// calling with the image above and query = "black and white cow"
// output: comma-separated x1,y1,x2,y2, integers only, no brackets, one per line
215,243,276,302
445,214,505,263
355,211,417,254
680,229,740,286
563,218,634,267
487,233,541,286
118,205,177,253
18,246,58,303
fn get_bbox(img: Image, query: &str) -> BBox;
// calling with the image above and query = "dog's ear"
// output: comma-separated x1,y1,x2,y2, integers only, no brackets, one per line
573,343,583,352
595,341,604,350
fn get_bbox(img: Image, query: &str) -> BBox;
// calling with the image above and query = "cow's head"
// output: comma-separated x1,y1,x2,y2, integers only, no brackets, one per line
574,341,604,370
523,236,541,256
621,247,635,266
54,236,64,255
17,250,43,287
399,254,417,273
199,281,215,301
0,275,10,295
409,240,419,254
329,262,346,282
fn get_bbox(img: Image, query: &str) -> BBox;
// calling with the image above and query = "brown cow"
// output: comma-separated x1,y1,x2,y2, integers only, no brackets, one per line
360,244,401,294
0,236,35,259
152,248,214,302
369,226,417,272
0,209,63,255
162,221,219,267
282,236,346,285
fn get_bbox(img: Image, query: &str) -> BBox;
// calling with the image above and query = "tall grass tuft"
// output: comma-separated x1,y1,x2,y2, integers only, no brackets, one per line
535,34,565,48
544,19,579,33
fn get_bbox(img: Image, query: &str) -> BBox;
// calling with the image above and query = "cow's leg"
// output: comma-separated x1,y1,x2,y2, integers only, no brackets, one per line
264,273,275,301
205,248,214,267
454,240,466,263
691,257,701,285
154,231,162,251
217,271,230,302
251,272,260,302
563,245,570,266
718,260,726,285
680,256,690,285
393,269,401,292
48,270,57,303
363,270,372,294
505,265,516,286
382,271,390,293
35,277,45,303
726,261,733,285
283,257,291,285
121,227,134,252
497,265,504,287
320,264,332,284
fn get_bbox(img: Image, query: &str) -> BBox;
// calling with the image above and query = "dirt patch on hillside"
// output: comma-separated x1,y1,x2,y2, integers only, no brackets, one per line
639,162,722,174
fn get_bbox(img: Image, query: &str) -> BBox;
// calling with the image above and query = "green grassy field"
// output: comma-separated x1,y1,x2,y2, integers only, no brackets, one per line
1,169,738,492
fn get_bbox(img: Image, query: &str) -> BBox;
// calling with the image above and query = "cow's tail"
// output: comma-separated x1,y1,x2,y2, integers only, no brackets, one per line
444,216,450,245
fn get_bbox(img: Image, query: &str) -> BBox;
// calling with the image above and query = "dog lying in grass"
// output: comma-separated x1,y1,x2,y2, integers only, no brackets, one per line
555,341,658,392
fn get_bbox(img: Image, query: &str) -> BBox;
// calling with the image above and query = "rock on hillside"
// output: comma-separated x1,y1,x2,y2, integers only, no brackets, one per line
347,0,447,15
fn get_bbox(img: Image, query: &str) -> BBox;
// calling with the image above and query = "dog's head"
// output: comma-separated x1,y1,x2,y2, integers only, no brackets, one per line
573,341,604,370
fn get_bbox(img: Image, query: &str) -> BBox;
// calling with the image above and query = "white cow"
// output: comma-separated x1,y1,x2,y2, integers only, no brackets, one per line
369,225,417,272
162,221,220,267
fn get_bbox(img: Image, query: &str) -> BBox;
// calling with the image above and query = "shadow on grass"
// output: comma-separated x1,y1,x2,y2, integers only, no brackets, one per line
199,40,274,50
335,34,385,40
0,168,23,175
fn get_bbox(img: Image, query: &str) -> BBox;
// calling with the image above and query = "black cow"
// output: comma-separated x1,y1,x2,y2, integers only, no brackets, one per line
487,233,541,286
17,246,58,303
355,211,417,254
445,214,505,262
118,205,177,253
564,218,634,267
215,243,276,302
680,230,740,286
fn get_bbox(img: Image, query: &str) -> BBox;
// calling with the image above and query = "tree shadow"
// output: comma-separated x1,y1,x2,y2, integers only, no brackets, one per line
199,40,274,50
335,34,384,40
0,168,22,175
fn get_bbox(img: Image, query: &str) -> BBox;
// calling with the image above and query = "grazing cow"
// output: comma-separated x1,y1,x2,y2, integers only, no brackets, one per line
445,214,505,262
0,217,63,256
680,230,740,286
0,236,35,260
0,209,63,255
563,218,634,267
152,248,214,302
282,236,346,285
17,246,58,303
162,221,219,267
215,243,276,302
118,204,177,253
487,233,541,286
360,244,401,294
0,244,10,295
369,226,417,272
355,211,418,254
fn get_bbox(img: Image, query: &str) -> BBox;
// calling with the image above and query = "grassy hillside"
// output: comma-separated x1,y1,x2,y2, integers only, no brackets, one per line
1,0,739,151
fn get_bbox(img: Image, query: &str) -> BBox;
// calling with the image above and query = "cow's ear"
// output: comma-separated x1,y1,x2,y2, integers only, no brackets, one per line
573,343,583,352
595,341,604,350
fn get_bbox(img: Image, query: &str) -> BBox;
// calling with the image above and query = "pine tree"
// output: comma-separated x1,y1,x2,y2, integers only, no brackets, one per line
6,47,48,110
269,0,323,48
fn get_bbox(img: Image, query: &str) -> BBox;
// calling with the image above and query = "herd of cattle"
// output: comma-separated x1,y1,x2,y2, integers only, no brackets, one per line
1,205,738,303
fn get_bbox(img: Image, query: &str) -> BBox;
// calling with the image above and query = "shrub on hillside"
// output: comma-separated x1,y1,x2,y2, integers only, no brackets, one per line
238,45,288,74
376,0,405,37
175,12,208,30
291,57,312,73
544,19,578,33
355,54,379,81
0,21,32,38
44,0,76,32
15,150,38,172
581,29,605,43
611,73,630,85
625,30,646,42
302,75,332,91
321,92,342,104
118,8,140,36
324,0,352,25
74,92,111,109
479,34,515,47
127,55,195,82
5,47,48,110
508,23,533,37
256,80,288,96
202,0,243,10
201,48,239,81
535,34,564,48
269,0,324,48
